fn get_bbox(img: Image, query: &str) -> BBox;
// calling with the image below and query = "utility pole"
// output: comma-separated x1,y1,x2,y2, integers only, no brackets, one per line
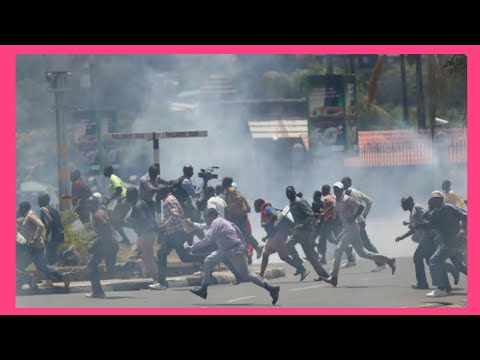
415,55,426,129
400,54,409,125
45,55,71,211
326,56,334,74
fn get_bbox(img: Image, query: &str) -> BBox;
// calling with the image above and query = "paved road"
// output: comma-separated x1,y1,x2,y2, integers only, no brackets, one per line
16,257,467,308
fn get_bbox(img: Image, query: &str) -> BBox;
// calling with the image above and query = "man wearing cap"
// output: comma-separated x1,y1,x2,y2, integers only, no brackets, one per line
285,186,330,280
341,176,385,272
395,195,459,290
410,191,467,297
320,182,396,287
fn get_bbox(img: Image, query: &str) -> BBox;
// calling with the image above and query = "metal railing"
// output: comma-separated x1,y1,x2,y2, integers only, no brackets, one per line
346,139,467,167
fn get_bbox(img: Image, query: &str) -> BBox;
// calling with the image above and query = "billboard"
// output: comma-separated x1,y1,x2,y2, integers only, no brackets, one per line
72,110,119,175
305,75,358,157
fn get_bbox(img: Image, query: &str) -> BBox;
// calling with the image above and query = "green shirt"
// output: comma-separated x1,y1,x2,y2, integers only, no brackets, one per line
109,174,126,199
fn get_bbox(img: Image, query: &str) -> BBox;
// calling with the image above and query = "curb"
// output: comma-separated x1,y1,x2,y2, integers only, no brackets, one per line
17,268,286,296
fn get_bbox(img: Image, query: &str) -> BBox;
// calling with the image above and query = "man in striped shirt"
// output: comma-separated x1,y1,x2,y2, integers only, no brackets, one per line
149,185,206,290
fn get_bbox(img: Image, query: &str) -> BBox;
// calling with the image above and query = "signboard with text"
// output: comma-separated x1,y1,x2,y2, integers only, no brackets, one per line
72,110,118,175
305,75,358,158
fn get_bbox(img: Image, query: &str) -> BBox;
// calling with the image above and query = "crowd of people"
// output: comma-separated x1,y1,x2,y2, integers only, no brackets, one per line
16,163,467,302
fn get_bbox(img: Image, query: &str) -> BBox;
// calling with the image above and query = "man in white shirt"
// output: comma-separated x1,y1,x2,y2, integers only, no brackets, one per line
205,186,227,218
341,176,386,272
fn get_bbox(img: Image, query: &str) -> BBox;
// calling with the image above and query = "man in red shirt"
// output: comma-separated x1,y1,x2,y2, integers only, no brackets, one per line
70,169,92,224
254,199,309,280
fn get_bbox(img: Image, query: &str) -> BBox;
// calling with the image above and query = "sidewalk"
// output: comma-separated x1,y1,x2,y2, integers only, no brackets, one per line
17,265,286,296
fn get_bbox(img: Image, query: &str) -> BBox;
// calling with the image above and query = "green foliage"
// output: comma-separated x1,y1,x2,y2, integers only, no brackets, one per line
443,55,466,77
59,209,96,265
262,71,291,98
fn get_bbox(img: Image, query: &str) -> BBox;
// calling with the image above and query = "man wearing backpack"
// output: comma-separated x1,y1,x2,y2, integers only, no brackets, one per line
38,193,65,265
222,177,263,260
17,201,69,289
170,165,203,221
254,199,309,280
170,165,205,245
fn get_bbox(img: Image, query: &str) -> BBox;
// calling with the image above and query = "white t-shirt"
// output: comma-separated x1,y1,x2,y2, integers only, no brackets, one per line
207,196,227,218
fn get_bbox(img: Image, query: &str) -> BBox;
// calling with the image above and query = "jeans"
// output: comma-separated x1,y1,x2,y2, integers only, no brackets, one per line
345,222,383,266
202,245,268,289
287,225,329,278
429,242,465,291
413,240,436,287
45,238,63,265
27,246,64,281
332,226,389,278
86,242,118,294
157,231,207,286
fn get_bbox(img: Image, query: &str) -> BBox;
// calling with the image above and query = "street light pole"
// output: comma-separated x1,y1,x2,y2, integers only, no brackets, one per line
45,55,71,211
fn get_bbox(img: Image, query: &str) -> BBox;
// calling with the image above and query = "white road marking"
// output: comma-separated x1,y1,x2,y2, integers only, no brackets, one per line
227,296,257,303
288,285,326,292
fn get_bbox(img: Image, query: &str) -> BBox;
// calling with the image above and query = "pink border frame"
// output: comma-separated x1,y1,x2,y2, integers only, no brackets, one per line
1,45,477,315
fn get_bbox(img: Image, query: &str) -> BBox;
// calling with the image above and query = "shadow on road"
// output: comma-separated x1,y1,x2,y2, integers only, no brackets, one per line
194,303,283,307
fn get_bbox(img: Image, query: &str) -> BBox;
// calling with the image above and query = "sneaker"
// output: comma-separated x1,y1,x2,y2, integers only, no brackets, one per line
86,292,106,298
193,270,204,276
300,270,310,282
411,283,429,290
341,261,356,269
387,258,396,275
320,257,327,265
256,245,264,259
189,288,208,299
371,264,387,272
149,282,167,290
269,286,280,305
39,280,54,288
426,288,449,297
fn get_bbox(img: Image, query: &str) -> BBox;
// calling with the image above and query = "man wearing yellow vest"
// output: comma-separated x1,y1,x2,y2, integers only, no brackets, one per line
442,180,464,209
104,165,131,245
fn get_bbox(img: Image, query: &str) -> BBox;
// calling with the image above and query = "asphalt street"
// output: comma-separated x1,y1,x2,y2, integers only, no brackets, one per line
16,257,467,308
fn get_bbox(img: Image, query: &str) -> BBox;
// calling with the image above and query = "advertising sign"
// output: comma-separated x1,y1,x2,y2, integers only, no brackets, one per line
305,75,358,157
72,110,118,175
